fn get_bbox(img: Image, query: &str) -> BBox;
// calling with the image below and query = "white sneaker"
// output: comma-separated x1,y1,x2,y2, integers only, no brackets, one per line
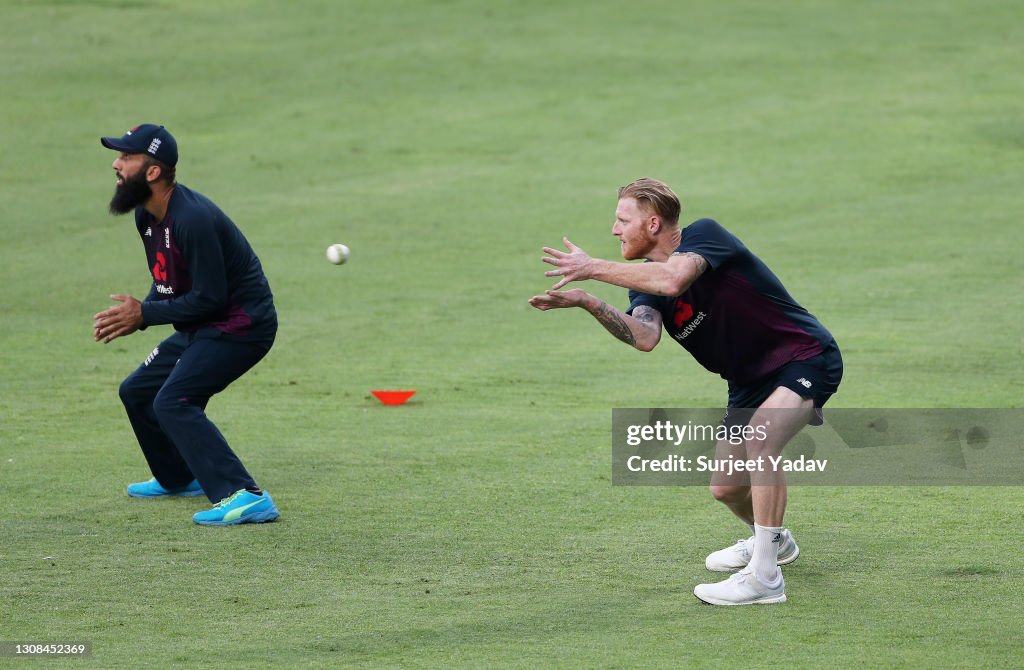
704,529,800,572
693,568,787,606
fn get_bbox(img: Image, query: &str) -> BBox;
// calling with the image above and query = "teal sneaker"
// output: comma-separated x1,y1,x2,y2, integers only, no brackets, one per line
192,490,280,526
127,478,204,498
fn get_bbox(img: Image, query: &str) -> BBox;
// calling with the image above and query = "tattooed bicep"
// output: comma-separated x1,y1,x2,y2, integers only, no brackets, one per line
632,305,663,328
673,251,709,277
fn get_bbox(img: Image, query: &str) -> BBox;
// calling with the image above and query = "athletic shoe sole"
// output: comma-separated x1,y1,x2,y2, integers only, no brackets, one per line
778,544,800,566
694,592,788,606
193,509,280,526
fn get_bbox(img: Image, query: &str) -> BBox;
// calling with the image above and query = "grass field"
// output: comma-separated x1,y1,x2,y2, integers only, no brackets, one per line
2,0,1023,667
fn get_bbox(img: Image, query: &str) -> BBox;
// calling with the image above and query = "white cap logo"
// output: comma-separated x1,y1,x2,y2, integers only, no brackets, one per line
148,138,162,155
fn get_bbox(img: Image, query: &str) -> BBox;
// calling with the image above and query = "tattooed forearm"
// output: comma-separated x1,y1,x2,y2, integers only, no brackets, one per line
591,301,636,346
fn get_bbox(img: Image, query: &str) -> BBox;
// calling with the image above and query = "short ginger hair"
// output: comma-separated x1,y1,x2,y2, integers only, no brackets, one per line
618,178,681,226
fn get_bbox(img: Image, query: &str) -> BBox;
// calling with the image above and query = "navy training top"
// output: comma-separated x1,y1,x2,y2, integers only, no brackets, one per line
134,184,277,342
627,218,832,385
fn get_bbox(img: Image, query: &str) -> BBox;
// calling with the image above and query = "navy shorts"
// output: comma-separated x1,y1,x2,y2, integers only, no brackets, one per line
725,339,843,427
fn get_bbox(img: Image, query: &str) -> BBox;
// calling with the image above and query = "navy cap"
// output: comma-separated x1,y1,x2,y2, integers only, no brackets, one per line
100,124,178,167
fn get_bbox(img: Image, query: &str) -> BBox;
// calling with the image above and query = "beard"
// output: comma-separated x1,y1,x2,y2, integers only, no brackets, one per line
108,169,152,215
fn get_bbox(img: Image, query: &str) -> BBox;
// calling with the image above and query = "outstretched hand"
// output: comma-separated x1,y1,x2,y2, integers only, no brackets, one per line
542,237,595,290
528,288,589,311
93,294,143,344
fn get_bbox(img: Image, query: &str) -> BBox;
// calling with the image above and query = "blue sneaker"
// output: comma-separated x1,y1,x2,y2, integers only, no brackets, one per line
192,490,280,526
127,478,205,498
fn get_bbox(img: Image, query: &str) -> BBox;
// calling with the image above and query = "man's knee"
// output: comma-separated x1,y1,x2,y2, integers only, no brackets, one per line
709,483,749,504
119,374,151,410
152,388,186,426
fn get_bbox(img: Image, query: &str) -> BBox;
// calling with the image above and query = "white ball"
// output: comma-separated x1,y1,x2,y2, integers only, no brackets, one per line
326,243,350,265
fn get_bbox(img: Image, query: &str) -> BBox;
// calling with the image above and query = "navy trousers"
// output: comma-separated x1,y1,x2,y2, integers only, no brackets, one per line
119,330,273,503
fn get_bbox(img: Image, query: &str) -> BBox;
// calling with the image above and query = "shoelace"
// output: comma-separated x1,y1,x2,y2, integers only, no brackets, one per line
212,491,245,508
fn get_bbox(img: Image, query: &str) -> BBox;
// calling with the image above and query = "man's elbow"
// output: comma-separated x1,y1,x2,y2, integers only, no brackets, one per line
645,270,691,297
190,290,228,315
634,334,659,352
659,272,692,297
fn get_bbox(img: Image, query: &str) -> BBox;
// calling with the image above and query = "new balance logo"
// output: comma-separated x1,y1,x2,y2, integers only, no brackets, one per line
773,533,781,543
144,227,152,237
796,377,812,389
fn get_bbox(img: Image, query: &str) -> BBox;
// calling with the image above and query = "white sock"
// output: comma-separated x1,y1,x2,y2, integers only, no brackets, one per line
749,524,784,584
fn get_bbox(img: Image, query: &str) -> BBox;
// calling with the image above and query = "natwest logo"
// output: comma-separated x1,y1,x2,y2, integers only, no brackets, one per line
672,311,707,341
672,297,695,328
151,251,167,281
